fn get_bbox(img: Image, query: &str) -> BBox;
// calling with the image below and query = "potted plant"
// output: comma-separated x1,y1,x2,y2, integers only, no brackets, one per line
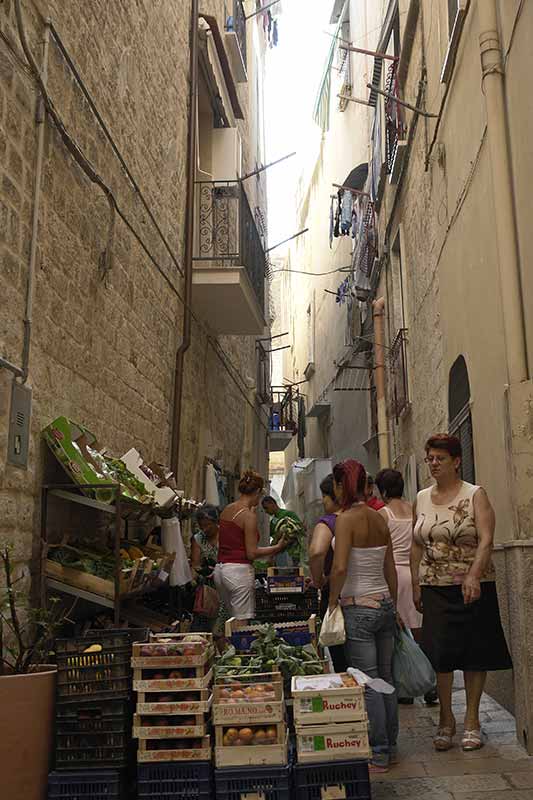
0,544,70,800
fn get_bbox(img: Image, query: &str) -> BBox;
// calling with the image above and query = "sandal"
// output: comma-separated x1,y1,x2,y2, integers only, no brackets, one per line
433,725,456,751
462,729,484,751
368,763,389,774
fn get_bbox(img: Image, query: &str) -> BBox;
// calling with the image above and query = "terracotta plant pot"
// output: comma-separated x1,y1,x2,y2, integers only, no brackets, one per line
0,665,56,800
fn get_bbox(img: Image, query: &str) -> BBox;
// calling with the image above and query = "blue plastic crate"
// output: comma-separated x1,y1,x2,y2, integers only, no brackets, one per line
215,764,291,800
138,760,212,799
230,626,313,652
48,769,124,799
294,760,371,800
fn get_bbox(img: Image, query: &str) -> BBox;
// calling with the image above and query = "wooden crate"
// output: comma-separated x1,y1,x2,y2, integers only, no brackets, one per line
136,690,212,715
132,640,214,668
133,666,213,693
133,713,208,739
137,736,211,763
149,632,214,652
292,673,366,725
215,724,288,768
295,721,371,763
212,674,284,725
45,559,133,599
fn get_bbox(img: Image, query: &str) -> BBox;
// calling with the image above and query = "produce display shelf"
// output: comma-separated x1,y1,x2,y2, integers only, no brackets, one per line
48,487,118,515
47,578,115,609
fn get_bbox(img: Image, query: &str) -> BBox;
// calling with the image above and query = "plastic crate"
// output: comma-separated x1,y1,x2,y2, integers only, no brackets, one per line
293,760,371,800
138,761,212,799
47,769,125,799
254,589,320,622
55,699,130,769
55,631,132,702
215,764,291,800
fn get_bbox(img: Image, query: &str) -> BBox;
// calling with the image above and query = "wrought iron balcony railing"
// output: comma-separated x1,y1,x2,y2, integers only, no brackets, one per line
389,328,409,420
270,385,299,434
352,197,377,298
194,180,266,314
385,61,407,174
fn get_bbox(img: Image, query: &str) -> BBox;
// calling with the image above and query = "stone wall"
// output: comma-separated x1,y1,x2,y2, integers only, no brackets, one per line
0,0,269,587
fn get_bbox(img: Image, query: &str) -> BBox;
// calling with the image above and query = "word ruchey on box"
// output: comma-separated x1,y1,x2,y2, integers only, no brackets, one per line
292,673,366,725
295,720,371,763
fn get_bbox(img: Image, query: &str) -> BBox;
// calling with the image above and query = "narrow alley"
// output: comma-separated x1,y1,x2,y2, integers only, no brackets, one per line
1,0,533,799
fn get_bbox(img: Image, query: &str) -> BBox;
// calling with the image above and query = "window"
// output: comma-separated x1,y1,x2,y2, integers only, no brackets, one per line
448,355,475,483
448,0,459,36
441,0,469,83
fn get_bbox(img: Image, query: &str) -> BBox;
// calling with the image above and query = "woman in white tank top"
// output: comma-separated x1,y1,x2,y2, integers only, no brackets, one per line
328,459,399,773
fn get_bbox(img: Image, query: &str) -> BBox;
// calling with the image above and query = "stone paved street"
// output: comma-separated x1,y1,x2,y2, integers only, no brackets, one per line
372,678,533,799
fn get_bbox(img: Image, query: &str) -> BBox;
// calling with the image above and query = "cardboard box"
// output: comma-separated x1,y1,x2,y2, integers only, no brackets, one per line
295,721,371,763
292,673,366,725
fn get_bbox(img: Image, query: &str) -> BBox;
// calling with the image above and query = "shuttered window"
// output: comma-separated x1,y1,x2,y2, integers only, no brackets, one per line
448,356,475,484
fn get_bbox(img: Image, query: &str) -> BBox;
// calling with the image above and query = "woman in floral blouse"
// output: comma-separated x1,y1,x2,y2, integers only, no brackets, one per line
411,434,512,753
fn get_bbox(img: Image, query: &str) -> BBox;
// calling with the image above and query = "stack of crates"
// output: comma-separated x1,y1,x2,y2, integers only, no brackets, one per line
291,672,371,800
213,671,289,797
132,632,214,800
47,629,139,799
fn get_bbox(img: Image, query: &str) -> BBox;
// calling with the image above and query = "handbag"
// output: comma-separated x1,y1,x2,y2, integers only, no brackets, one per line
392,626,436,698
193,583,220,619
319,604,346,647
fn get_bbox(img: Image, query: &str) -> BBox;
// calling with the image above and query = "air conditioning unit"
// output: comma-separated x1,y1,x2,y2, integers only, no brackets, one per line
211,127,242,181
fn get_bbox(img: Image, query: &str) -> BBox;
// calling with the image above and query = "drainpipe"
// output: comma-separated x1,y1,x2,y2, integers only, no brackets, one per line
3,9,50,382
373,297,391,469
478,1,528,383
170,0,199,480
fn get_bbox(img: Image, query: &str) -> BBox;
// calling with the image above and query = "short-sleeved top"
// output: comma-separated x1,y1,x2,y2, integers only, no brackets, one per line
413,481,496,586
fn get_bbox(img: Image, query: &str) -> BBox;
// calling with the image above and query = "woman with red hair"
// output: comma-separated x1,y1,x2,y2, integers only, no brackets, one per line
329,459,399,772
412,434,512,752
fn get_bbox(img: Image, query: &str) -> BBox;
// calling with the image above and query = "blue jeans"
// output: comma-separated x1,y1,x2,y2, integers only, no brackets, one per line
343,598,399,767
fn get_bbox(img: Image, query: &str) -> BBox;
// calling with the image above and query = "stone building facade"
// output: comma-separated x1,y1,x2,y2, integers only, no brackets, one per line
364,0,533,751
281,0,533,751
0,1,271,584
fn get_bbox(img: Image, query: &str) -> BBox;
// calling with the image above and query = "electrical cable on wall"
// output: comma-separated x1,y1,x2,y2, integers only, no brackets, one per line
11,0,268,431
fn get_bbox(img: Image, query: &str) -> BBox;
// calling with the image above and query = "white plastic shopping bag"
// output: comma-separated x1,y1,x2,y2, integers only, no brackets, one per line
162,517,192,587
319,604,346,647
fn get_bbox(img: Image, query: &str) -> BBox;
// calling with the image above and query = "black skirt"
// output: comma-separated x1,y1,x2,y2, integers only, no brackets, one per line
421,582,513,673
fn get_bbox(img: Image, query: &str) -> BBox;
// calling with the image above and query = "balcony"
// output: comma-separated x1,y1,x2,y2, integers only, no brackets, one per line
385,62,407,183
352,197,378,300
193,181,266,335
224,1,247,82
389,328,409,421
269,385,299,452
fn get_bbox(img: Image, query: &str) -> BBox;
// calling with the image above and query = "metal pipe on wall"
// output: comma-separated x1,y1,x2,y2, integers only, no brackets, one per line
1,10,50,382
170,0,199,479
478,0,528,384
22,21,50,382
373,297,391,469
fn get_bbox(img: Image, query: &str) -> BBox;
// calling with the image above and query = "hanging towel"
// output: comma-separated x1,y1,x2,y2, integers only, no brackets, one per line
205,463,220,506
162,517,192,587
